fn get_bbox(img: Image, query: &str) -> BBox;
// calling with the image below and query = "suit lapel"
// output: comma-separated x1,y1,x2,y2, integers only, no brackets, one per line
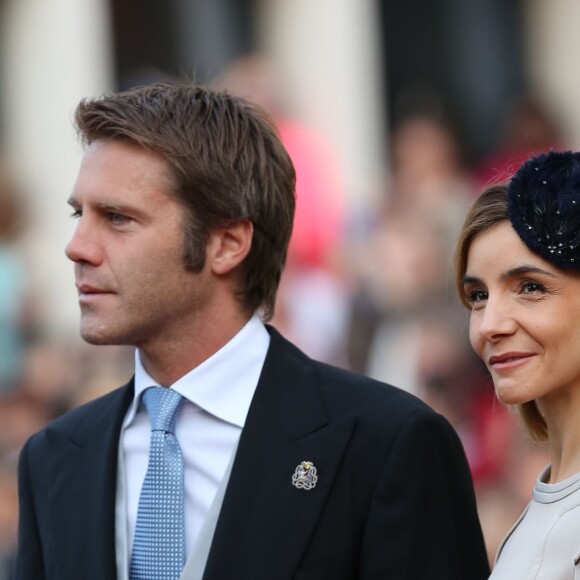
203,329,356,580
47,382,133,579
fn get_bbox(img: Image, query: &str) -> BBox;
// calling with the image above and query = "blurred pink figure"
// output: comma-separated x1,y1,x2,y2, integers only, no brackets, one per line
214,55,350,365
474,95,566,188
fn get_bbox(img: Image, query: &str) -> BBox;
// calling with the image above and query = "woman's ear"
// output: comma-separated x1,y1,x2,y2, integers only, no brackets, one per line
207,219,253,275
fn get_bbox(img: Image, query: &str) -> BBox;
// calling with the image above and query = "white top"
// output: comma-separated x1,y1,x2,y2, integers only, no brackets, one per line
491,465,580,579
117,314,270,561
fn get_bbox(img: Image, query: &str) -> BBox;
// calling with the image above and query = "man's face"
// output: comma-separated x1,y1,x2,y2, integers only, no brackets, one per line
66,139,215,352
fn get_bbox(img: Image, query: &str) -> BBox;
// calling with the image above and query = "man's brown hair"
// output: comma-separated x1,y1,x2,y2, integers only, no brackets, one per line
74,82,296,320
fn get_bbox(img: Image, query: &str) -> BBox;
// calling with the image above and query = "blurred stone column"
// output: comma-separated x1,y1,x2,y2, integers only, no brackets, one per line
0,0,114,338
525,0,580,147
257,0,387,211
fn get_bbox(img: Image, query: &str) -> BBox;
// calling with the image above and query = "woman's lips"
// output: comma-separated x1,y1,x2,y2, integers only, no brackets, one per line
488,352,534,370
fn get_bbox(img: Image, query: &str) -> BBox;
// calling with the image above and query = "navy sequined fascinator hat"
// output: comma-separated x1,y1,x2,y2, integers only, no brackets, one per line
508,149,580,270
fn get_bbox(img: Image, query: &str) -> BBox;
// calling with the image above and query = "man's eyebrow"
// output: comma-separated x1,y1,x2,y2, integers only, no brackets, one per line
67,197,141,214
94,200,132,212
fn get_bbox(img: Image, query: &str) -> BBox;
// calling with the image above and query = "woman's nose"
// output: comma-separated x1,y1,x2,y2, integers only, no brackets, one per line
477,297,517,341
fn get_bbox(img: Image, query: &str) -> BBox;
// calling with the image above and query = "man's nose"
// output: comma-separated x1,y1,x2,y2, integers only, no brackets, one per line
65,216,102,265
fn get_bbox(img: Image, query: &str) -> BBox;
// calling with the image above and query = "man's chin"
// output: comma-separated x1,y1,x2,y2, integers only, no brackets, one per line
80,324,126,346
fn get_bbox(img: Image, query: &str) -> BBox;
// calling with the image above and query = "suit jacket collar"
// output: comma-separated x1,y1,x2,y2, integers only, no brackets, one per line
203,326,356,580
46,381,134,579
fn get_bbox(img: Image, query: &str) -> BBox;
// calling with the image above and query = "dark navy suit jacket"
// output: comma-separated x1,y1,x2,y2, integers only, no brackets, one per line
15,327,490,579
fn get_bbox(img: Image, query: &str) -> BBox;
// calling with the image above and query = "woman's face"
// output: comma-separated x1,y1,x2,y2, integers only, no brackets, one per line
463,221,580,406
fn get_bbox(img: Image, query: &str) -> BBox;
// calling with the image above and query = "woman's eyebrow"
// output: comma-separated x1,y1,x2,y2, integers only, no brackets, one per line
462,265,557,287
461,275,481,287
500,265,557,280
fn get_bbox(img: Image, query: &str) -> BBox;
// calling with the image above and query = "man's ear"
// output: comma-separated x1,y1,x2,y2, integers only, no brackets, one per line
208,219,253,275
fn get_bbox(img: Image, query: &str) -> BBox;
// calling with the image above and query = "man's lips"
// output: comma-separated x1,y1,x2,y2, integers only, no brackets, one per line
76,283,110,294
488,352,534,369
76,284,114,301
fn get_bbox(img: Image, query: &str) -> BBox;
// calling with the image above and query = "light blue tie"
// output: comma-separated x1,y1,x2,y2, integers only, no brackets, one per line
130,387,185,580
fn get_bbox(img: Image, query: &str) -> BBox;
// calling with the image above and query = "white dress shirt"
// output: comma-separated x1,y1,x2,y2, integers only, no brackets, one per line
117,314,270,563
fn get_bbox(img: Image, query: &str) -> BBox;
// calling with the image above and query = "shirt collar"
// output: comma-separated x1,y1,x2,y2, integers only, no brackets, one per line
125,314,270,428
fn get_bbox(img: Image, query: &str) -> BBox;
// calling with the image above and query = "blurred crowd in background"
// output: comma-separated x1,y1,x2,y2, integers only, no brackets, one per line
0,49,569,577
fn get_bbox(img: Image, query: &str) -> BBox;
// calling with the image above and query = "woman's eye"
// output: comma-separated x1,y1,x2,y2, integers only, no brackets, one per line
466,288,488,304
70,209,82,219
521,280,546,294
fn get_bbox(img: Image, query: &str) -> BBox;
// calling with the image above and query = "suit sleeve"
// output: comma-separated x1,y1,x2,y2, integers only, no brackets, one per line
14,436,46,580
359,408,490,580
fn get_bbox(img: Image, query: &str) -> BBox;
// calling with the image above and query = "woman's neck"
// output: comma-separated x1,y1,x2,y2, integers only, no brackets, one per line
539,390,580,482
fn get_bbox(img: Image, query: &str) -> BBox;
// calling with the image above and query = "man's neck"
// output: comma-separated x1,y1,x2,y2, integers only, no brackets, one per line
138,310,254,386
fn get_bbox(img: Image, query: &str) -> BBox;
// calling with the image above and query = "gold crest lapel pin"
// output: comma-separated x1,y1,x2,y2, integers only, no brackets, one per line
292,460,318,490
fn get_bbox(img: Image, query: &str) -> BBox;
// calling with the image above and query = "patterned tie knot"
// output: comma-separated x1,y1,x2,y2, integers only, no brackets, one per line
142,387,183,434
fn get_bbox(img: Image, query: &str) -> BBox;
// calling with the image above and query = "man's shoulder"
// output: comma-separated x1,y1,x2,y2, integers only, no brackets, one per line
313,359,437,421
270,329,442,429
26,381,133,449
267,326,441,426
287,356,464,476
